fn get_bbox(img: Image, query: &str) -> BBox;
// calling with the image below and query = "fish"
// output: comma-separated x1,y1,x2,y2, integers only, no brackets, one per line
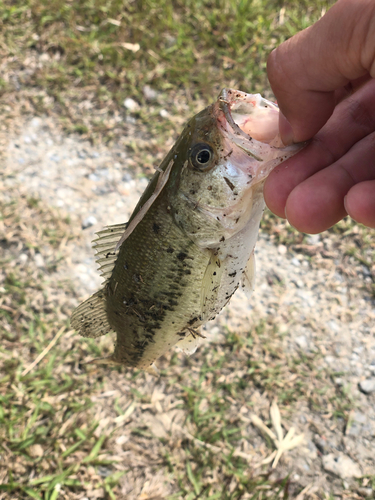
70,88,303,374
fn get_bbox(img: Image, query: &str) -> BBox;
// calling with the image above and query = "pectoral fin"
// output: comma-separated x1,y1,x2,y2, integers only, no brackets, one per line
200,253,224,321
240,251,256,298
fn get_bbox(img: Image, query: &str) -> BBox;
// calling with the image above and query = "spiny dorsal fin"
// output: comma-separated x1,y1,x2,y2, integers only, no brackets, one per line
70,289,113,338
115,159,174,250
92,222,128,282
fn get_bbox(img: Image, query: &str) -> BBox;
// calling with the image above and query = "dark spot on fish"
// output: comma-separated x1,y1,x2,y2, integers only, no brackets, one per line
106,251,116,258
207,185,212,191
213,272,216,276
177,252,188,261
167,247,174,253
219,236,225,242
185,269,191,275
235,218,240,224
188,317,198,325
229,271,237,277
153,223,160,233
190,190,196,195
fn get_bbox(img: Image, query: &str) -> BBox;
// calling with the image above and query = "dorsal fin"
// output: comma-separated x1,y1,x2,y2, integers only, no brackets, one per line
115,159,174,250
92,222,128,282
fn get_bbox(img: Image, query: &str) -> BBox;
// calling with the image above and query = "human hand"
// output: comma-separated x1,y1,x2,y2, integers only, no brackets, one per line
264,0,375,233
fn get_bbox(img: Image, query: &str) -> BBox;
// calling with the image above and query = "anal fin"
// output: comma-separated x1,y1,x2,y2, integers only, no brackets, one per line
175,329,203,355
145,363,160,377
70,289,112,338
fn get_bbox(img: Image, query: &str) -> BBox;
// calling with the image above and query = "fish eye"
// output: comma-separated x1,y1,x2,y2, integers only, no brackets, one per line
190,143,214,170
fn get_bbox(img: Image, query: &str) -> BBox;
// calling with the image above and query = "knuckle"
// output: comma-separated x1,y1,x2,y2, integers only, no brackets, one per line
346,96,375,133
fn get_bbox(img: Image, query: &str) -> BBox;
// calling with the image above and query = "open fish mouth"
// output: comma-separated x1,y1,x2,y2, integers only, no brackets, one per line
219,88,287,151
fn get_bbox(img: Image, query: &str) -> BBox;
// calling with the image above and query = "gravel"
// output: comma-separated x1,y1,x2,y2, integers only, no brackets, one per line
358,378,375,395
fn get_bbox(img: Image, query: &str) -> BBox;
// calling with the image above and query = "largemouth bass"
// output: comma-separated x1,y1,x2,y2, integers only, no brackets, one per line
71,89,302,373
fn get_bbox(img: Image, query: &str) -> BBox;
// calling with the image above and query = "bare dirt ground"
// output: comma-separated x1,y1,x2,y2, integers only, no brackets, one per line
1,113,375,499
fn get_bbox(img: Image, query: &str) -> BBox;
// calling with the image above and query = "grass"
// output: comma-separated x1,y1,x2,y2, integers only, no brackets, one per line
0,0,334,143
2,0,375,498
0,194,124,499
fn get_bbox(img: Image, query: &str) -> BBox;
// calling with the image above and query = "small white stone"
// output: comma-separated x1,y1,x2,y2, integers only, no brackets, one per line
19,253,28,265
115,435,129,445
160,109,170,118
82,216,97,229
328,320,340,332
277,244,287,255
359,378,375,394
143,85,158,101
123,98,140,112
30,117,42,128
306,234,320,245
29,444,44,457
34,254,45,268
295,335,308,350
322,453,361,478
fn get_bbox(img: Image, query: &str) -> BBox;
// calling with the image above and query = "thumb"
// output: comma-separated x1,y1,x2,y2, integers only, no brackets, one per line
267,0,375,143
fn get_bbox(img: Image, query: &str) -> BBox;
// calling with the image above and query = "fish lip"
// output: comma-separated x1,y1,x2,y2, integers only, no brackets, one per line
219,88,253,142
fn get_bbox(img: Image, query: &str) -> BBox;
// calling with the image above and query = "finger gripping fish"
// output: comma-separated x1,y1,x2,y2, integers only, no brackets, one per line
71,89,302,374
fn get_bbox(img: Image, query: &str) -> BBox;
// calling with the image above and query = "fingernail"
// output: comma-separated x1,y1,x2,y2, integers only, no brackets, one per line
285,205,296,230
284,205,291,224
343,195,349,215
279,112,294,146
